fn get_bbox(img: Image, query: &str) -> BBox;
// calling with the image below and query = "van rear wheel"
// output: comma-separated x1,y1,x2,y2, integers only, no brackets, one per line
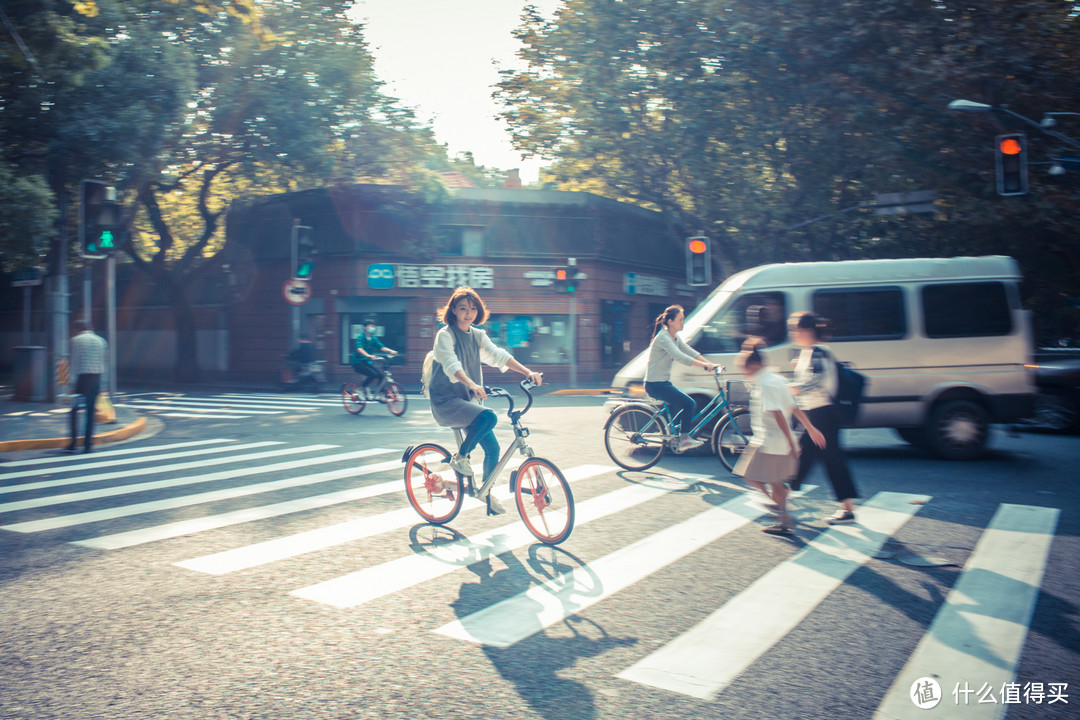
928,400,989,460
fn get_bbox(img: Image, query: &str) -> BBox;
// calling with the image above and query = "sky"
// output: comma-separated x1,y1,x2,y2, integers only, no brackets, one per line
348,0,563,184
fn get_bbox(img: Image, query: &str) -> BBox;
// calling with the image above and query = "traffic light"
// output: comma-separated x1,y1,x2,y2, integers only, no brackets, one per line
80,179,120,259
686,236,711,286
294,225,315,278
554,266,582,292
996,133,1028,196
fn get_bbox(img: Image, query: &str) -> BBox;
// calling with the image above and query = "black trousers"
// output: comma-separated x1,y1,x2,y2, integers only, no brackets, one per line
791,404,858,501
69,373,102,450
353,362,385,389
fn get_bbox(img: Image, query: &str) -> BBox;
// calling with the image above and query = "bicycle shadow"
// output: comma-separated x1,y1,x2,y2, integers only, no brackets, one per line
439,540,637,720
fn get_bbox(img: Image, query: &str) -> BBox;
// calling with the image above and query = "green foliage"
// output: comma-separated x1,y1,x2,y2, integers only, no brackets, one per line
498,0,1080,334
0,166,57,273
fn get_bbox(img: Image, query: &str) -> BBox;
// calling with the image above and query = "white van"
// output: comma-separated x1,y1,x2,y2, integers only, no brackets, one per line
610,255,1036,460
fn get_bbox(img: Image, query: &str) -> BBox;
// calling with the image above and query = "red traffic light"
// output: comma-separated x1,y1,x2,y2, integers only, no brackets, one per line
688,238,708,254
555,268,568,280
999,137,1022,155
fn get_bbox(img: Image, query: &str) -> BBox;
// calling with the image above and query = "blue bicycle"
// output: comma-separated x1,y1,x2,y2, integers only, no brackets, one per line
603,368,751,472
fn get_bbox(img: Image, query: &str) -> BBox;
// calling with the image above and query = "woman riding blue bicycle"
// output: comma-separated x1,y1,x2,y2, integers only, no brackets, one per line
644,305,716,452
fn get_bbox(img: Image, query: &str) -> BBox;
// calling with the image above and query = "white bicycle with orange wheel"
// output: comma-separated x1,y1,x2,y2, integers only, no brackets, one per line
401,379,574,545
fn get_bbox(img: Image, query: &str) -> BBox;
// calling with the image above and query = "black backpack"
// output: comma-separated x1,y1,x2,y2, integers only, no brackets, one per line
823,348,867,427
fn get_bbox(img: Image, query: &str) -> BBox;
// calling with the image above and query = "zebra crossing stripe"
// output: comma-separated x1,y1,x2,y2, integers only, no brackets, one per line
0,449,395,532
121,402,285,415
291,464,630,608
0,442,283,484
616,491,931,700
174,459,525,574
0,439,237,471
433,485,819,648
872,503,1059,720
0,444,338,510
74,460,408,550
132,398,321,410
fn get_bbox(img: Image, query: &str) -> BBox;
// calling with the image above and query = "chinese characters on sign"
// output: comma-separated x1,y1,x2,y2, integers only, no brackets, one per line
396,265,494,290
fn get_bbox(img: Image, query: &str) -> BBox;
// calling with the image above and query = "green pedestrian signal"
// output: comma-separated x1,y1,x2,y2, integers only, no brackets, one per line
99,229,115,249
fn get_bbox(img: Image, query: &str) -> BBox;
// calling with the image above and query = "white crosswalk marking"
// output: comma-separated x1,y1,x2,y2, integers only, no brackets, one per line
0,444,337,509
1,432,1061,709
873,503,1059,720
0,441,284,484
74,459,406,550
0,439,238,471
173,458,526,575
616,491,931,700
115,392,343,420
0,448,394,532
433,485,820,648
291,466,668,609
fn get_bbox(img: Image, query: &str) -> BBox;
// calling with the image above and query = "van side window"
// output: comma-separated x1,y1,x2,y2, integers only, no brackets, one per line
922,282,1012,338
813,287,906,341
695,292,787,354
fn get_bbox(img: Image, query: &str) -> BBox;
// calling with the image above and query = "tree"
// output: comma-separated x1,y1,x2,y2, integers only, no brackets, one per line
2,0,441,380
498,0,1080,330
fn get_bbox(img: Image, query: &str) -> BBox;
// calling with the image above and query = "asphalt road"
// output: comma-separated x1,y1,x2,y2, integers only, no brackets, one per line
1,390,1077,720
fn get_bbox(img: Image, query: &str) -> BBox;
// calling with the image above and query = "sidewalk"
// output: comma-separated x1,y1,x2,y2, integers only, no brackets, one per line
0,393,146,453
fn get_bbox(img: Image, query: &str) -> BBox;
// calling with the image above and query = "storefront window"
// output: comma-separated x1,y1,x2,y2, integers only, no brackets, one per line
341,313,407,365
485,314,572,365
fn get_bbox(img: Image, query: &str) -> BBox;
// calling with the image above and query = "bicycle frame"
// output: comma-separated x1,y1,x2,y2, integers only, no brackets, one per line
629,371,743,445
452,389,534,498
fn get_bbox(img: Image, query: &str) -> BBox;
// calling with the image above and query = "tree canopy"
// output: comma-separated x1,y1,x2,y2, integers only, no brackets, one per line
498,0,1080,338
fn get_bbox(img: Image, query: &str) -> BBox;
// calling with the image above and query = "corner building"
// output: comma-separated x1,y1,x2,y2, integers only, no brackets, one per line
224,185,701,388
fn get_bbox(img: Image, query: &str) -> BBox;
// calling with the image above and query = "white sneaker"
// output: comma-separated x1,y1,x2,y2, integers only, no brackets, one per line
485,494,507,515
448,454,474,476
676,434,704,453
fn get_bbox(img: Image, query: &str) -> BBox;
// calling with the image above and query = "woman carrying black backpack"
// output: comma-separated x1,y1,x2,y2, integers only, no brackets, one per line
787,311,860,525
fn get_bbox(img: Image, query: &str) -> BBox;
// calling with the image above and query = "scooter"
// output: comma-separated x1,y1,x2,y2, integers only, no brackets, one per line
280,359,326,392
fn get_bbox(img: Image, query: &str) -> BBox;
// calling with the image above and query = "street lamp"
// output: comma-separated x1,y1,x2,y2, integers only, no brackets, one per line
947,98,1080,152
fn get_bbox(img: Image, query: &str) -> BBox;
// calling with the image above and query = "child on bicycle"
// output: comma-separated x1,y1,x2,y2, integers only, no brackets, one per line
734,339,825,536
644,305,716,452
352,321,399,398
428,286,543,515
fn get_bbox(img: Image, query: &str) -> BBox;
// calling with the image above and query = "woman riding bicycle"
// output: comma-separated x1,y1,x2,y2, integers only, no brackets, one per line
351,321,398,398
428,286,542,515
644,305,716,452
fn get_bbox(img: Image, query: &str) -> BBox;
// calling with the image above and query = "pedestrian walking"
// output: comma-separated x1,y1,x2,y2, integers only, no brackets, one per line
427,286,542,515
733,340,825,535
66,320,108,454
787,311,860,524
643,305,716,452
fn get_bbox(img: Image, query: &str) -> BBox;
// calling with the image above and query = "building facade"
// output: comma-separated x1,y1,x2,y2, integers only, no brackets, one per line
224,185,703,388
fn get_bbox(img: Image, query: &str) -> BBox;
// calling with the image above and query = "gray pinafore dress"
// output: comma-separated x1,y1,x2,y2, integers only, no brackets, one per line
429,324,486,429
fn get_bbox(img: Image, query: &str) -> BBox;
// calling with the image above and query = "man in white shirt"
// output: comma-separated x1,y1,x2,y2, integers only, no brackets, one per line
66,320,108,453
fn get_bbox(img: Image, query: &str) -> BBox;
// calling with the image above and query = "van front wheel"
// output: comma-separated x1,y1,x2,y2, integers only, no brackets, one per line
928,400,989,460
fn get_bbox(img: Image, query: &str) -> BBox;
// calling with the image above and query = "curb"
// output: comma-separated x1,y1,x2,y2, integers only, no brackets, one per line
547,388,614,396
0,416,148,453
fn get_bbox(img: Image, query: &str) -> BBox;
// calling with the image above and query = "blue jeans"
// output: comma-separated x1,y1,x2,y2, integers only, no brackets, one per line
644,381,696,435
458,409,500,483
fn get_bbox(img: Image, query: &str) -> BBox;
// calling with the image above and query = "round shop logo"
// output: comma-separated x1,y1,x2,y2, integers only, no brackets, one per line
367,263,395,290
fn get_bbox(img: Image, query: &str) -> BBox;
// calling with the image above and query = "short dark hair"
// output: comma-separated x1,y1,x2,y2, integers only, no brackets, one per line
437,286,488,326
74,320,91,333
739,337,766,369
788,311,827,341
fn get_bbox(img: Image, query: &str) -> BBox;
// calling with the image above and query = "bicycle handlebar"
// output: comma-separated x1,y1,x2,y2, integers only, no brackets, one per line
483,378,539,419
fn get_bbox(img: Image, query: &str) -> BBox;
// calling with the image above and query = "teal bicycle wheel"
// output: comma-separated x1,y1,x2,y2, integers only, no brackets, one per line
603,404,668,471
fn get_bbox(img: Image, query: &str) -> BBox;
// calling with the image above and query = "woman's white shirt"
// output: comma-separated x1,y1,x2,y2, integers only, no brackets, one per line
791,344,836,411
747,367,797,454
434,326,511,381
645,330,698,382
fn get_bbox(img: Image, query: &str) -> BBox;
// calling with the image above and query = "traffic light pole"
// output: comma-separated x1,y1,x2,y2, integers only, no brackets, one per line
290,219,300,350
107,253,117,396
